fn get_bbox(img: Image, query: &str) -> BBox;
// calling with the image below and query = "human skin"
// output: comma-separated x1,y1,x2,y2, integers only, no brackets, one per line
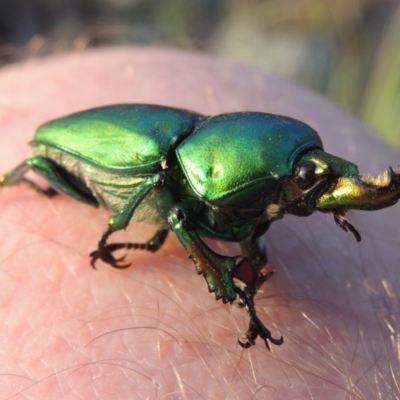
0,47,399,399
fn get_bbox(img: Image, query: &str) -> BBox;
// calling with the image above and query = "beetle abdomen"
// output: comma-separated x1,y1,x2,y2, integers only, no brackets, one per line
32,145,165,226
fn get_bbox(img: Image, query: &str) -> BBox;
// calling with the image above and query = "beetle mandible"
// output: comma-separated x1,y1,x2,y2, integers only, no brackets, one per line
2,104,399,349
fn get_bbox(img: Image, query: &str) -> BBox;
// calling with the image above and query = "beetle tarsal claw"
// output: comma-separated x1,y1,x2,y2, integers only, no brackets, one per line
90,248,131,269
90,227,131,269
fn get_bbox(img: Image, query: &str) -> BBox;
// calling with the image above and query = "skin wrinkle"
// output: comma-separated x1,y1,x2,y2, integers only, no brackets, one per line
0,47,399,398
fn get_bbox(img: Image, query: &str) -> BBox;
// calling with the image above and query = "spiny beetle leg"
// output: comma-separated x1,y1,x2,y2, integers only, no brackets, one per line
168,206,237,303
235,287,283,350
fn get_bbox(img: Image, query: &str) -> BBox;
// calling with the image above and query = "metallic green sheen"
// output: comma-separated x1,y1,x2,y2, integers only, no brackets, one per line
176,113,323,205
33,104,201,173
2,103,400,350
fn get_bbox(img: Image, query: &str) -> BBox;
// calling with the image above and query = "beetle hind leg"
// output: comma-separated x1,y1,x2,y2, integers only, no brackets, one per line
0,156,98,205
0,159,56,197
90,228,169,269
20,177,58,197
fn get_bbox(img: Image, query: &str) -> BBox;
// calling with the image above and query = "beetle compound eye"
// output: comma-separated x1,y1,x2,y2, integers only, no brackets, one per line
294,161,317,189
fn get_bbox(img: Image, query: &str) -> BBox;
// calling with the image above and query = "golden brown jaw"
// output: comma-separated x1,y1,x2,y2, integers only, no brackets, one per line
316,167,400,211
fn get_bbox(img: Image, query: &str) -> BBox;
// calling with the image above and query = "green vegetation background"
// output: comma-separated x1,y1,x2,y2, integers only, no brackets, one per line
0,0,398,150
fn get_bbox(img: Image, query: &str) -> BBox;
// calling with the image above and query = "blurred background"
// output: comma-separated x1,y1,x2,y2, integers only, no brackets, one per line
0,0,399,150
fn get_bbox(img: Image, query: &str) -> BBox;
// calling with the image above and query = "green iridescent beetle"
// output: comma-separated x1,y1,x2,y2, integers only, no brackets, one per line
2,104,400,349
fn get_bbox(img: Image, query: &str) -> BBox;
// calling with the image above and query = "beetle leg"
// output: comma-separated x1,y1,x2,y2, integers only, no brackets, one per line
239,235,267,273
168,206,237,303
89,229,169,267
232,239,282,350
0,156,98,205
100,228,169,253
236,236,273,305
235,286,284,350
20,178,58,197
91,172,166,269
168,206,282,347
90,227,130,269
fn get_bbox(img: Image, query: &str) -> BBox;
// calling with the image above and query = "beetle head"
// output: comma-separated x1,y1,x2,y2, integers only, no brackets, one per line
278,149,400,240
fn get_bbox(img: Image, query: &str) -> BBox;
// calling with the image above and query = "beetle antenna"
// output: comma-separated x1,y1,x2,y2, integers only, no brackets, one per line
333,210,361,242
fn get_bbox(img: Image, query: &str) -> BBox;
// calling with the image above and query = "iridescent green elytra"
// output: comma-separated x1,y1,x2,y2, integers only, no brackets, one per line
2,104,400,349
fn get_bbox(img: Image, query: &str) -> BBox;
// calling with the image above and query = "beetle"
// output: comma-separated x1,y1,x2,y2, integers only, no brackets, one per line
1,104,400,349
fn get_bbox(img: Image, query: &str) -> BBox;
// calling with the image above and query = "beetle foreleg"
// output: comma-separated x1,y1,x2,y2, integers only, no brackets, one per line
168,206,238,303
235,286,284,350
168,206,281,346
